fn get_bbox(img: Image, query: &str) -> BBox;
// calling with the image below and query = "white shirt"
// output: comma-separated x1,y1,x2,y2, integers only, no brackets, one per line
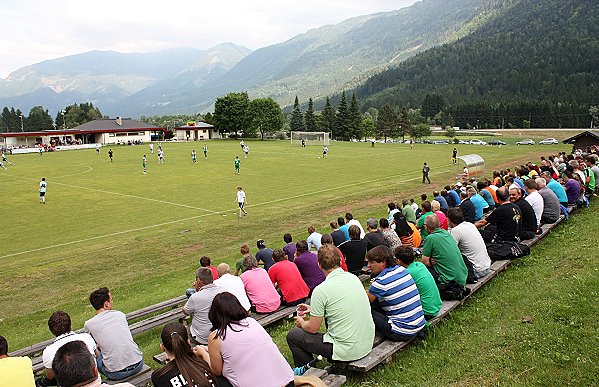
450,222,491,274
40,181,47,193
307,231,323,251
411,203,419,212
347,219,366,239
525,191,544,226
42,332,101,383
237,190,246,203
214,273,251,311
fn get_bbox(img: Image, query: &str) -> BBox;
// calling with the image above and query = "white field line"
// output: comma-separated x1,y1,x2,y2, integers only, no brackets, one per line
0,170,218,214
53,166,94,178
0,167,452,260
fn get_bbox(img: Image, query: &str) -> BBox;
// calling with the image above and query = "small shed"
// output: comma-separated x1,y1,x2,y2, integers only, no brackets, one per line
562,130,599,149
456,154,485,178
174,122,220,141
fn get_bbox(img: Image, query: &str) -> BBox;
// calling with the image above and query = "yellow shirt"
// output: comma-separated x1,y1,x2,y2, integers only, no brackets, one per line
0,356,35,387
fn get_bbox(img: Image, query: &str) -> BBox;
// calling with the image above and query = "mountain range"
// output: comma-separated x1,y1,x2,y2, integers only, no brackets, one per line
1,0,595,119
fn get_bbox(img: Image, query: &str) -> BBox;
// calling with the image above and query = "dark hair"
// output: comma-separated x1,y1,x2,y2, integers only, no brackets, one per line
195,267,214,285
272,248,287,262
209,292,249,341
387,203,396,211
366,245,396,267
420,194,428,201
394,246,415,265
379,218,389,229
348,225,361,240
393,211,413,237
89,287,110,311
422,200,432,212
329,220,338,229
52,340,96,387
283,233,292,243
317,244,341,270
496,187,509,202
345,212,354,221
199,256,211,267
48,311,72,337
321,234,333,245
154,322,214,387
296,240,309,253
477,182,486,191
0,335,7,355
447,208,464,226
337,217,346,226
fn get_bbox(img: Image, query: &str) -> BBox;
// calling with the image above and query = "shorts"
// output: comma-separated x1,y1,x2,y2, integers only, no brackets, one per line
40,192,46,197
238,202,244,209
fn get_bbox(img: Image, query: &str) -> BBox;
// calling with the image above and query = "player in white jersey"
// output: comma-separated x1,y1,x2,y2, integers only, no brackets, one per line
39,178,47,203
149,143,154,154
236,186,248,218
323,146,328,158
1,152,10,167
95,144,100,155
158,149,164,164
243,145,249,158
191,150,197,163
203,144,208,159
0,160,6,171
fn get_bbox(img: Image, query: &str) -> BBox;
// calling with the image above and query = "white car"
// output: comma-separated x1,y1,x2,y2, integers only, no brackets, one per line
539,138,558,145
516,139,535,145
469,139,487,145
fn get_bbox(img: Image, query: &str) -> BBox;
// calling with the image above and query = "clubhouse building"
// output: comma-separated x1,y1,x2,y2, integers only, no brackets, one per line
0,117,165,151
173,121,221,141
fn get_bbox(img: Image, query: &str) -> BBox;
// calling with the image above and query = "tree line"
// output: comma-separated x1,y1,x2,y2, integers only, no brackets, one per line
0,103,102,132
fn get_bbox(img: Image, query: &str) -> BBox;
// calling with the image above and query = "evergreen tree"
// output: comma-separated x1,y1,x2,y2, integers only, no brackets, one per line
376,104,399,142
335,91,350,141
290,96,305,132
348,92,363,140
27,106,54,131
321,97,336,133
1,107,23,132
304,98,318,132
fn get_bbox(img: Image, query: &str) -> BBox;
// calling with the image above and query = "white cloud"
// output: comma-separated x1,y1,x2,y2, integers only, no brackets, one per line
0,0,418,78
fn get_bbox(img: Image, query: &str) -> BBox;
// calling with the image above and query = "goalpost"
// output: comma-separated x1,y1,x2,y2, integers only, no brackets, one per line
290,131,330,146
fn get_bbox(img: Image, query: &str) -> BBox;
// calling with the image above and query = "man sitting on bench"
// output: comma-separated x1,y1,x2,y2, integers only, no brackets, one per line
286,244,374,367
0,335,35,387
366,246,426,341
84,288,144,380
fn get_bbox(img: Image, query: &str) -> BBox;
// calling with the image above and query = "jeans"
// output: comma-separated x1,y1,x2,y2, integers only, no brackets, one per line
286,327,333,367
96,353,144,380
186,288,196,299
371,306,417,342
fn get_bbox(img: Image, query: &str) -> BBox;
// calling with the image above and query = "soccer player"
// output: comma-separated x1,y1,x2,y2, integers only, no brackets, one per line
108,149,113,162
422,162,431,184
142,155,147,174
39,178,47,203
158,149,164,164
243,145,249,158
39,147,43,155
95,145,100,155
301,139,305,148
203,144,208,159
0,152,9,167
323,145,328,158
149,143,154,154
0,160,6,171
452,148,458,164
240,139,245,150
236,186,248,218
234,156,241,174
191,149,197,163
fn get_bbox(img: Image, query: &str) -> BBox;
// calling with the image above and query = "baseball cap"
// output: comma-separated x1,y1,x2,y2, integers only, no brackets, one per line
257,239,266,249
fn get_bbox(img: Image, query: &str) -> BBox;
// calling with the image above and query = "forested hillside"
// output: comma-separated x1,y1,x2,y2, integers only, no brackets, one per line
356,0,599,127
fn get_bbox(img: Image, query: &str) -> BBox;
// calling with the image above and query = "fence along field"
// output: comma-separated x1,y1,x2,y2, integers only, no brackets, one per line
0,139,562,350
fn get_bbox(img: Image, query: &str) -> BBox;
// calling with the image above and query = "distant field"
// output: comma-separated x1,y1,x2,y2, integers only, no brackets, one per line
0,139,565,352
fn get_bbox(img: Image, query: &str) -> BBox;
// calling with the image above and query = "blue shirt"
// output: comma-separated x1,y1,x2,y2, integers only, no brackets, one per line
469,194,487,221
434,195,448,211
368,265,425,335
449,189,461,206
547,179,568,203
514,178,526,191
480,189,495,207
338,224,350,240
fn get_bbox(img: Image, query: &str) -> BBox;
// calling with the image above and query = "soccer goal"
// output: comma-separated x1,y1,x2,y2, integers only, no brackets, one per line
290,131,330,146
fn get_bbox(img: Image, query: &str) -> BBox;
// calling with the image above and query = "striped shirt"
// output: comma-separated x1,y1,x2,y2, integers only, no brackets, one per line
368,265,425,335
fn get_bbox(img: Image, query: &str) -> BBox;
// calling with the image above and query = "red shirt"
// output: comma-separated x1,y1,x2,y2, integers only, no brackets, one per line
337,248,348,272
206,266,219,281
268,260,309,303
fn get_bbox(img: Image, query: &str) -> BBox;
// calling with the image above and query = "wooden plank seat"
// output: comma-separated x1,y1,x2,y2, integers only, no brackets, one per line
106,364,152,387
347,339,413,372
304,367,347,386
129,308,186,336
465,268,498,294
490,259,511,272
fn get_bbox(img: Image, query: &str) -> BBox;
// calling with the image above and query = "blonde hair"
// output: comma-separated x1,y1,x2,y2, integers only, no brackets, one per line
431,200,441,212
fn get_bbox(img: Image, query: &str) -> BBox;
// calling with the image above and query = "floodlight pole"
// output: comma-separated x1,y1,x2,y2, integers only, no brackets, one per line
20,114,24,132
61,111,67,129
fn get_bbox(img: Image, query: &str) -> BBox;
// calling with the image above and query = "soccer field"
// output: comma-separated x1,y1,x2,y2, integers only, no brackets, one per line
0,139,562,350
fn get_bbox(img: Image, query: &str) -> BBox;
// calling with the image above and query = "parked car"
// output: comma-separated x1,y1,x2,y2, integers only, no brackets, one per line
539,138,559,145
516,139,535,145
469,139,487,145
433,140,450,144
488,139,506,146
458,140,470,144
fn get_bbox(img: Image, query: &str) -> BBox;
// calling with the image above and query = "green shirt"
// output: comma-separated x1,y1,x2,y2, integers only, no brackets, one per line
407,262,442,317
402,205,417,224
234,159,240,168
310,268,374,361
235,258,244,274
417,212,435,239
585,167,595,190
422,228,468,286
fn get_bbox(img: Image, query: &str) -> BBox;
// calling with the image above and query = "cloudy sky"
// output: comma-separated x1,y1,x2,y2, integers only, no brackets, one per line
0,0,419,78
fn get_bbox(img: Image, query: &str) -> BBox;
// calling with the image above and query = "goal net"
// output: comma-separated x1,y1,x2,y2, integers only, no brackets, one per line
290,131,330,146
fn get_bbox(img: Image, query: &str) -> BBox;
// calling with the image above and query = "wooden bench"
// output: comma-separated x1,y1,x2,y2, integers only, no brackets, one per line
304,367,347,386
106,364,153,387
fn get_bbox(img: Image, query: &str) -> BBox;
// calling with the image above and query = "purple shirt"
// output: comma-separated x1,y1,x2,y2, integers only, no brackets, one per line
564,179,580,204
283,242,296,262
294,251,326,290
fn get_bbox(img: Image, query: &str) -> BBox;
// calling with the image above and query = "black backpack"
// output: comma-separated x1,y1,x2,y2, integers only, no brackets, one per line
486,241,530,260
